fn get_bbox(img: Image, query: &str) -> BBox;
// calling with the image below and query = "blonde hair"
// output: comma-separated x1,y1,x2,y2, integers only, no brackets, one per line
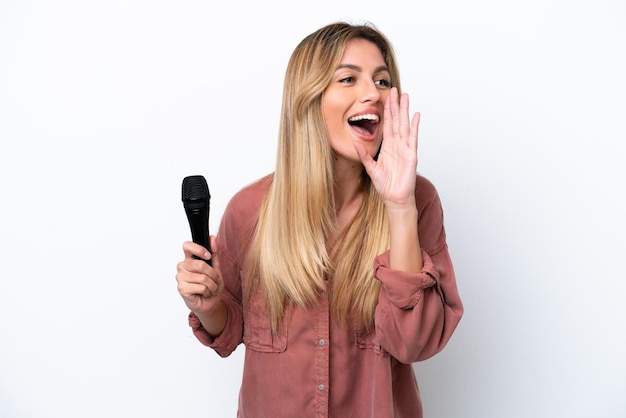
246,22,402,332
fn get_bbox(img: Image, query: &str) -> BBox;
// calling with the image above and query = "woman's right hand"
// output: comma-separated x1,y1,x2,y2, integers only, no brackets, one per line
176,237,224,315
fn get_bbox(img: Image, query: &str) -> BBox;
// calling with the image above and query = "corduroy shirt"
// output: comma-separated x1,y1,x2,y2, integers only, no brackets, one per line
188,173,463,418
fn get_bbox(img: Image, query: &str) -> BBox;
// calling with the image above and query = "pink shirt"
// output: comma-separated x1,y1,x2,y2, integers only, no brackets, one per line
188,173,463,418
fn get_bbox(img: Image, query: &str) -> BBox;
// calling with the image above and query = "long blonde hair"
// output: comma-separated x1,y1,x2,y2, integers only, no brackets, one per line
246,22,402,332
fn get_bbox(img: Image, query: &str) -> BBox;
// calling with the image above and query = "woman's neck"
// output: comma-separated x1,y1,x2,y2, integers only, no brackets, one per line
332,155,364,209
332,169,364,239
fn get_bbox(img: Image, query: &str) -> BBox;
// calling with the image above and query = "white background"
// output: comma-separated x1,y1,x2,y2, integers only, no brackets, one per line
1,0,625,417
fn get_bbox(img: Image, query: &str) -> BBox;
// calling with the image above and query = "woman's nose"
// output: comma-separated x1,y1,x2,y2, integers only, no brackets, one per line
360,81,382,103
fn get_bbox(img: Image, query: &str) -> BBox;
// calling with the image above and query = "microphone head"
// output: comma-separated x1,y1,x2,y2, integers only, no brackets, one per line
181,175,212,261
182,175,210,206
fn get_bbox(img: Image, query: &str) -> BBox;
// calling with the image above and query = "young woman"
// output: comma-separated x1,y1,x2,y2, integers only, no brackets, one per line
176,21,463,418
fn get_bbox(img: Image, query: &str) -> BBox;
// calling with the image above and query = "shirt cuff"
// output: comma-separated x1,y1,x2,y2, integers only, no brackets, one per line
187,294,243,357
188,311,217,345
373,249,439,309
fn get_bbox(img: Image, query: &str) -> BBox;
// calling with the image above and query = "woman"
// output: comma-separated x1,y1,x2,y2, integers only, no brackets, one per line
176,21,463,418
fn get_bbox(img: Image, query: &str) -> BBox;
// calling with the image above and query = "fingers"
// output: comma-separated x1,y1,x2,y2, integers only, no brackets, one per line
209,236,224,294
178,239,223,298
209,236,219,267
399,92,411,141
410,111,421,154
384,87,414,144
177,274,214,298
354,141,375,170
383,90,394,142
176,262,222,304
182,241,211,262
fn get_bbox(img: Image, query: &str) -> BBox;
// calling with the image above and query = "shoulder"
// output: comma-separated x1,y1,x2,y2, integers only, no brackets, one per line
414,173,441,207
414,173,448,253
217,174,273,253
224,173,273,219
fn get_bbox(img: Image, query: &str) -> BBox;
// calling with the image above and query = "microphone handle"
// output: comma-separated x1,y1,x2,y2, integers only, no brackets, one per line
186,207,212,266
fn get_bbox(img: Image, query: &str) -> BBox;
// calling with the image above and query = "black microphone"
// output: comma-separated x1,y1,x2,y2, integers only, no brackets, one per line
181,175,212,265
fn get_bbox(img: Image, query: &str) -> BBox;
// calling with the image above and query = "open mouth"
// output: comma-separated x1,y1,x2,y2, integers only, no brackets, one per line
348,113,380,139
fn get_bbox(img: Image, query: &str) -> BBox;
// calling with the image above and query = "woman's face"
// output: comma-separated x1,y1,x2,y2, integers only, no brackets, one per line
322,38,391,166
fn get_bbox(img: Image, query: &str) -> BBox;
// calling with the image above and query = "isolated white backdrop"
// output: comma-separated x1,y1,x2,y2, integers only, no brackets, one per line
1,0,625,417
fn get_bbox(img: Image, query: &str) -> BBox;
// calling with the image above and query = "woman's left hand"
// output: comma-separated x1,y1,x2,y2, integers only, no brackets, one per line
354,87,420,209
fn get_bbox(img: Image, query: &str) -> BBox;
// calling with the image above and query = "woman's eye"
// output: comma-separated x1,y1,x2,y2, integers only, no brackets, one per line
339,76,355,84
375,79,391,87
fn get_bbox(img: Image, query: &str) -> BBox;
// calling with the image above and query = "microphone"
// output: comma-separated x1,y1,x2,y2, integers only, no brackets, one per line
181,175,212,265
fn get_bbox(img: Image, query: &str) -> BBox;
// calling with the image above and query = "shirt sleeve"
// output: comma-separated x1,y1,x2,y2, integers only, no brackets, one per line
373,177,464,364
188,290,243,357
187,190,250,358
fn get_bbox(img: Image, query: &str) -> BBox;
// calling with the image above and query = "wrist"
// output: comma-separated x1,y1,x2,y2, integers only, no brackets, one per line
195,300,228,338
385,202,418,221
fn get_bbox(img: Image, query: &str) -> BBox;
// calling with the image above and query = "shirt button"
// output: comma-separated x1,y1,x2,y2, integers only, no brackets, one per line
319,292,325,298
319,339,325,346
318,384,325,391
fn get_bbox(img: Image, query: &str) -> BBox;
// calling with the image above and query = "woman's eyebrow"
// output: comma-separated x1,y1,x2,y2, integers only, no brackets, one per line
335,64,390,73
